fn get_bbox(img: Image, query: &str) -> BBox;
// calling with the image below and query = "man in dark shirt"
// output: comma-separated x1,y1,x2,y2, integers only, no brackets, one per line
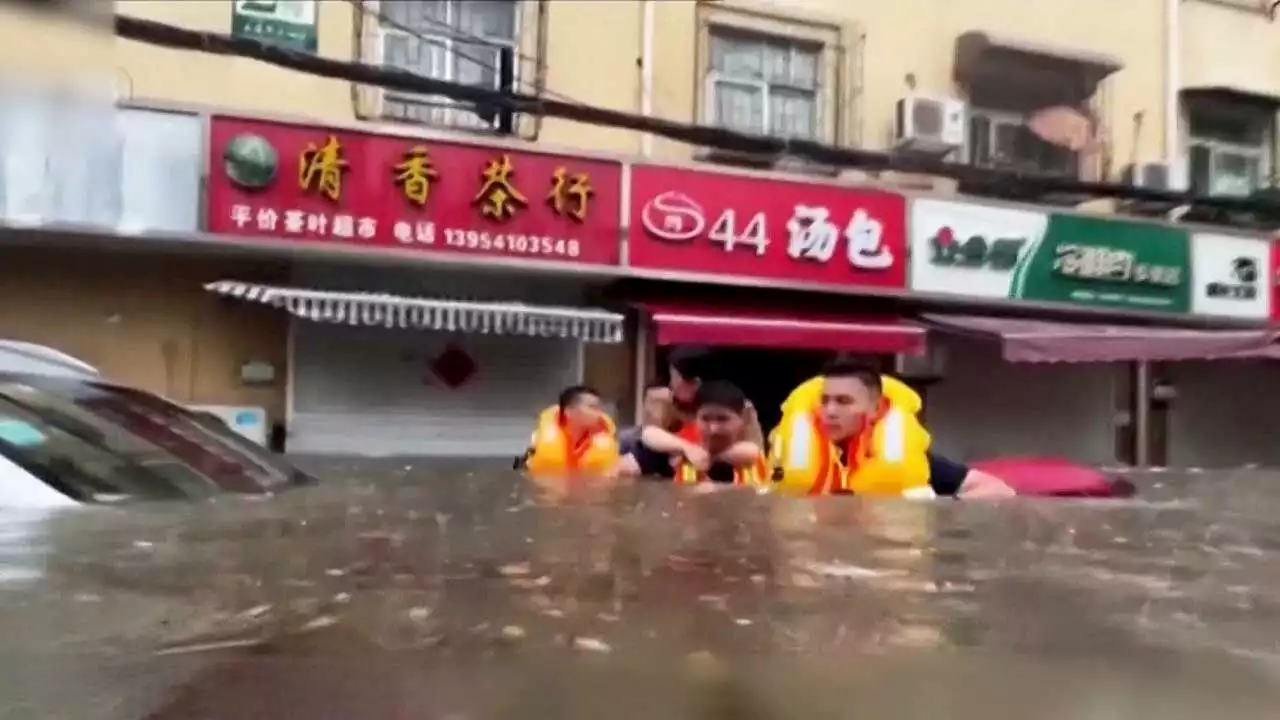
618,382,671,456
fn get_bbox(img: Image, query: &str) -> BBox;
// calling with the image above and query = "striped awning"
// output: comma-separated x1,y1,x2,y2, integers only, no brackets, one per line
205,281,625,344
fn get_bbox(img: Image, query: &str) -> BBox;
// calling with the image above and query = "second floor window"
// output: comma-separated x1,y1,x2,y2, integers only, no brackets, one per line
1187,102,1274,197
378,0,519,129
968,108,1080,177
705,29,821,140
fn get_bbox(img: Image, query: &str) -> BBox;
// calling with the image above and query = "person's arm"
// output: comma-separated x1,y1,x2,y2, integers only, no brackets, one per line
926,451,968,497
614,453,642,477
926,452,1015,498
957,469,1016,498
640,425,692,454
714,440,762,467
742,402,764,446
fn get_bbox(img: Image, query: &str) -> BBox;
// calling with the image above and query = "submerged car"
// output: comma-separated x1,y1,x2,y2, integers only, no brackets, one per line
0,340,314,508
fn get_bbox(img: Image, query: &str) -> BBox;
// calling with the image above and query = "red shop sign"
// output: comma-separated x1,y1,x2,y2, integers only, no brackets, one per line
627,165,907,289
206,117,623,266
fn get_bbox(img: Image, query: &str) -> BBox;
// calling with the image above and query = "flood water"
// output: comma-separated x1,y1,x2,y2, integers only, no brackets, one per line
3,461,1280,719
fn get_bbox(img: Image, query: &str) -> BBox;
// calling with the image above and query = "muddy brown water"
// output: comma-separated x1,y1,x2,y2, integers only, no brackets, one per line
3,461,1280,719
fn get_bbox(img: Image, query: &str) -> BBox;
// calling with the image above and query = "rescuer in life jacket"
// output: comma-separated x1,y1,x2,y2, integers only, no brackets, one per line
770,359,934,497
774,363,1014,498
518,385,620,477
617,346,764,479
624,379,762,484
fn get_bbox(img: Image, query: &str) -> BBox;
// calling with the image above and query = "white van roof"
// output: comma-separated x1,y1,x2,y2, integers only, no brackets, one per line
0,341,99,379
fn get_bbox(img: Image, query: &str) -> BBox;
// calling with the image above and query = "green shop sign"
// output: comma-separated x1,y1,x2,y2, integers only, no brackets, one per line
1008,214,1190,313
232,0,318,53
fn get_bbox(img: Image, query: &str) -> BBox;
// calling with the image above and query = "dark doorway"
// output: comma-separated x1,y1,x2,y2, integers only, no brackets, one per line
655,346,852,433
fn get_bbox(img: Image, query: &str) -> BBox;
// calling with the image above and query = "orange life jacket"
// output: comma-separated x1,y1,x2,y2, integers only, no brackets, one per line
672,426,768,486
769,397,933,498
524,406,619,477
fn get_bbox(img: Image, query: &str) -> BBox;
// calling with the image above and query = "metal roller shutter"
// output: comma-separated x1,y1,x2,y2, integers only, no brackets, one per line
289,322,581,456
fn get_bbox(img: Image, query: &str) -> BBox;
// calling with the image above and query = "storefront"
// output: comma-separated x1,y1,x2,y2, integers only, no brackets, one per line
203,116,629,456
906,200,1278,466
621,163,924,430
1164,232,1280,468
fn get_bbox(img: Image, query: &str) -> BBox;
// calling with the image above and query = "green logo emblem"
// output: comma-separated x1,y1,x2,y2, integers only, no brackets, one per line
929,226,1025,271
223,133,279,190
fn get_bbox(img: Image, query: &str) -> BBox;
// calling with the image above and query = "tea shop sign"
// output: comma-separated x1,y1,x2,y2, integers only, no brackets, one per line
205,116,623,266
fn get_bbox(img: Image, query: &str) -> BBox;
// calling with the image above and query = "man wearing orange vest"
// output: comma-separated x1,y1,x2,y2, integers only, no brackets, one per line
770,360,934,496
519,385,620,477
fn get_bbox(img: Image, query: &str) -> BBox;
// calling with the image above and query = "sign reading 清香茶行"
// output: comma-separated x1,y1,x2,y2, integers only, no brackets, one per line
205,116,623,266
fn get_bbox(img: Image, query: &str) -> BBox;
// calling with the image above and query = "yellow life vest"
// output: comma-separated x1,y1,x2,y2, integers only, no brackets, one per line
779,374,923,419
523,406,619,477
769,379,934,498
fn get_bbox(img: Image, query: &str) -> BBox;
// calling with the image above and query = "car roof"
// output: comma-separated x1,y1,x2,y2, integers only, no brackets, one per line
0,341,100,380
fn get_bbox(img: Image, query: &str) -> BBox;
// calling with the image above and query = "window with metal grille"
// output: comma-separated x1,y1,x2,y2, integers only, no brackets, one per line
378,0,519,131
1187,102,1274,197
968,108,1079,177
704,28,822,141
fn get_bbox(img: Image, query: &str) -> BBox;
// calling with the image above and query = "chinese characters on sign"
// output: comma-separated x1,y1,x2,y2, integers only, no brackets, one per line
929,228,1025,271
231,0,318,53
1190,233,1271,320
299,135,347,203
207,117,622,266
1011,215,1191,313
1052,244,1183,287
628,166,907,289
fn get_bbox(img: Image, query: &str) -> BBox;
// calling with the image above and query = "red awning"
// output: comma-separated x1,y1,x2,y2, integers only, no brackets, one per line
643,304,926,355
924,314,1280,363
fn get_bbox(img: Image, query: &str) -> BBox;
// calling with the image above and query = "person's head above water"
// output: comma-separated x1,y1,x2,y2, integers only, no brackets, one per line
667,345,713,405
818,359,882,443
693,380,748,452
640,381,674,427
558,384,603,434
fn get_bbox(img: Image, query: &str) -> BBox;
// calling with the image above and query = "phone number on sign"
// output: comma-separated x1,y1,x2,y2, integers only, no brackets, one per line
394,222,581,259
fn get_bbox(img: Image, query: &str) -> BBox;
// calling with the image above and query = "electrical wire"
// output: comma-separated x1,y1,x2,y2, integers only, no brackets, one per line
113,12,1280,217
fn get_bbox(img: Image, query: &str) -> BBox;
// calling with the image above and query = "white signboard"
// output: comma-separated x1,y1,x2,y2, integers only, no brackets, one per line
908,199,1048,298
1190,233,1270,320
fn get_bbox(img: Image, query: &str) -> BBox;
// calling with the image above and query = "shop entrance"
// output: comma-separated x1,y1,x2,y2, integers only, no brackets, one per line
655,346,888,433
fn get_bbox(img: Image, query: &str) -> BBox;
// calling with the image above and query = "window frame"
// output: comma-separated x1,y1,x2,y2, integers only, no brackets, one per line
967,106,1081,177
368,0,523,131
1186,101,1275,196
702,28,824,141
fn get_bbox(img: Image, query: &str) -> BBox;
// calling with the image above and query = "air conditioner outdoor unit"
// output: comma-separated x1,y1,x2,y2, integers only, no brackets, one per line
894,96,967,156
1122,162,1171,190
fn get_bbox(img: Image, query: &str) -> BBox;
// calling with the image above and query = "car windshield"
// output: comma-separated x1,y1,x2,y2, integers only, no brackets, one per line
0,375,311,504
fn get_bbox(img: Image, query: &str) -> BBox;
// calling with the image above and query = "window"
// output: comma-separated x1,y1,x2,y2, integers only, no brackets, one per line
705,29,822,140
377,0,519,130
0,377,310,504
1187,103,1274,197
968,109,1079,177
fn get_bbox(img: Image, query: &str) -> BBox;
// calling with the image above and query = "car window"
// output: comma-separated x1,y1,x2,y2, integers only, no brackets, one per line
0,398,221,503
0,378,300,502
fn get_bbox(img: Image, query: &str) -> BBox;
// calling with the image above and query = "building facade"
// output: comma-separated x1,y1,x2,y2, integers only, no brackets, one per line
0,0,1276,465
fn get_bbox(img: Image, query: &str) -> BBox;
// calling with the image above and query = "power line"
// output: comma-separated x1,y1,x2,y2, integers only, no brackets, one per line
113,12,1280,219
